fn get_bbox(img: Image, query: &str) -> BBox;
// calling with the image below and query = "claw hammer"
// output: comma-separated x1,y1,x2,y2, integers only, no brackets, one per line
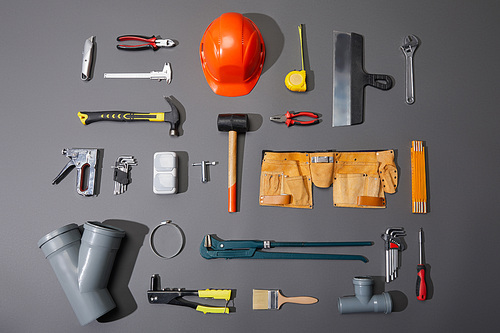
78,96,180,136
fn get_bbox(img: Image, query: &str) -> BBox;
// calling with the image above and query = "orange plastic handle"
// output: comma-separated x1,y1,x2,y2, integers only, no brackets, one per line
416,265,427,301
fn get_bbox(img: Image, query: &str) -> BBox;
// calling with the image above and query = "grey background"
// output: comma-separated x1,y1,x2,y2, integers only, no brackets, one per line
1,0,499,332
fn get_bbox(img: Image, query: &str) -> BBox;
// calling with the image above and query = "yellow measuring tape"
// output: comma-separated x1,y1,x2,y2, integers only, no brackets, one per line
285,24,307,92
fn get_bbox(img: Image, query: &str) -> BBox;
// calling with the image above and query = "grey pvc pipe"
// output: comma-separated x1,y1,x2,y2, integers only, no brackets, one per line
38,223,125,325
78,221,125,292
338,276,392,314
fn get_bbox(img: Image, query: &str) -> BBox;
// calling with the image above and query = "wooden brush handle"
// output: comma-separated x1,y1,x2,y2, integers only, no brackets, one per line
279,295,318,307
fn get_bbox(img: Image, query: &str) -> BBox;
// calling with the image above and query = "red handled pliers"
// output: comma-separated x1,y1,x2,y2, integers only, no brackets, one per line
116,35,176,51
270,111,321,127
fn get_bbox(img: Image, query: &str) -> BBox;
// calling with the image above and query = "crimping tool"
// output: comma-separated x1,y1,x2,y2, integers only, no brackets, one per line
199,234,372,262
147,274,231,314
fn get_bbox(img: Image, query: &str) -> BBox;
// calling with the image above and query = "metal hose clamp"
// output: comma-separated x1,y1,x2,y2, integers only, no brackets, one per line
149,220,185,259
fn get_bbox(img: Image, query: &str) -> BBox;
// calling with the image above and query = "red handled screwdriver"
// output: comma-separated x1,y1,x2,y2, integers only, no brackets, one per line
416,228,427,301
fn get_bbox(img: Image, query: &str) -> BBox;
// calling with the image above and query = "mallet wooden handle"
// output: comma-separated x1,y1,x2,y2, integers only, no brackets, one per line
217,113,249,213
228,131,237,212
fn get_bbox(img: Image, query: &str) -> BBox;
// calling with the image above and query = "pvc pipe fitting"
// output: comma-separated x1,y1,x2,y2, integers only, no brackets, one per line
78,222,125,292
338,276,392,314
38,223,125,325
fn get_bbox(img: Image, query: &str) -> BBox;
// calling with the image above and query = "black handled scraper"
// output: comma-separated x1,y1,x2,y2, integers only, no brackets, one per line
332,31,393,127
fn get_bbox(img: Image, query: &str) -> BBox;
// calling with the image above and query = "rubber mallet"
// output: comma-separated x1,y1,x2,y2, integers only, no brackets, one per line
217,114,249,212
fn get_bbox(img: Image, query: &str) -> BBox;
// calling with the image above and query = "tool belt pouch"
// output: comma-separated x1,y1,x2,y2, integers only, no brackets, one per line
259,152,313,209
259,150,397,209
333,150,398,208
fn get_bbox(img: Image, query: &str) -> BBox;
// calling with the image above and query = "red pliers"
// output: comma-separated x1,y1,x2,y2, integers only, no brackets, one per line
270,111,321,127
116,35,176,51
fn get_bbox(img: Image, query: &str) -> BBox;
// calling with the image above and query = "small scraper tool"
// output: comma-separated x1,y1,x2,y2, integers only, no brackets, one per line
332,32,393,127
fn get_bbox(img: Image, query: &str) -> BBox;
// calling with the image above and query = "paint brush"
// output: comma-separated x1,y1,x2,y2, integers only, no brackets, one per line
252,289,318,310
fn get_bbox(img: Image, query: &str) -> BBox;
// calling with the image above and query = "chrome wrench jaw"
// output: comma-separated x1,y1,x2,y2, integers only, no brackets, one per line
401,35,419,105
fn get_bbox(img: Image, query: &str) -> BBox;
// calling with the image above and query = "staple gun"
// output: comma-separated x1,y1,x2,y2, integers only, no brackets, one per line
52,148,99,196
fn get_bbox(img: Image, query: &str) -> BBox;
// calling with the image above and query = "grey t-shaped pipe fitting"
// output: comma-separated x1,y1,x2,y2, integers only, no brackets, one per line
338,276,392,314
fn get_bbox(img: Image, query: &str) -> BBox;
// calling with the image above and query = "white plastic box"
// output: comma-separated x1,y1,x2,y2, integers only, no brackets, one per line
153,152,178,194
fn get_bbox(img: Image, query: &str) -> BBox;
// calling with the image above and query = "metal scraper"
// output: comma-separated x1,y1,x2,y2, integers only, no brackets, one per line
332,32,393,127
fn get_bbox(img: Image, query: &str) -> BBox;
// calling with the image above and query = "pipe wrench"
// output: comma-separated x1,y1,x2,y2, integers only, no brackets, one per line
200,234,372,262
52,148,99,196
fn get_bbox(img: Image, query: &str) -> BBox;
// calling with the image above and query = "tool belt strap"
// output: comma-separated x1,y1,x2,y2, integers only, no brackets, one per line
260,195,291,205
357,196,386,207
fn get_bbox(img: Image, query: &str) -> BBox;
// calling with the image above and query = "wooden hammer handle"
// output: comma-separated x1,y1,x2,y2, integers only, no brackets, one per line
228,131,237,212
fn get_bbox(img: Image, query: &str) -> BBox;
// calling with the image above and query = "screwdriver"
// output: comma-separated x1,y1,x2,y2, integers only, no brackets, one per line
416,228,427,301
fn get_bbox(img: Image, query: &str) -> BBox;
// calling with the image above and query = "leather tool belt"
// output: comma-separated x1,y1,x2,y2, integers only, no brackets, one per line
259,150,398,209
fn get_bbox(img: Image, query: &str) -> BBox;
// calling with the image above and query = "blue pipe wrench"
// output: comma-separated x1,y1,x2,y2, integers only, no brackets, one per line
199,234,372,262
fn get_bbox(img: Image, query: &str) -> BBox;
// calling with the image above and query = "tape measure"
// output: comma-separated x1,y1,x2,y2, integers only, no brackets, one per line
285,24,307,92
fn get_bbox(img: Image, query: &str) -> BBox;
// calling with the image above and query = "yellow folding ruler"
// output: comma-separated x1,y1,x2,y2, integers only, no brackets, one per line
411,141,427,213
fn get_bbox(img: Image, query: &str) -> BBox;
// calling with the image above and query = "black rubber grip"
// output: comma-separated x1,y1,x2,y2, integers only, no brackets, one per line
291,119,320,126
366,74,394,90
116,44,154,50
79,111,157,125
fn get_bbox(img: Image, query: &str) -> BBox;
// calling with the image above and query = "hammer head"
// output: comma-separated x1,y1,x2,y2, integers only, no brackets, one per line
217,114,249,133
164,96,180,136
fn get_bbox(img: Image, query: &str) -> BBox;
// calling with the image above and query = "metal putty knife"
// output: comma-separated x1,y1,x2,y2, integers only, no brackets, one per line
332,31,393,127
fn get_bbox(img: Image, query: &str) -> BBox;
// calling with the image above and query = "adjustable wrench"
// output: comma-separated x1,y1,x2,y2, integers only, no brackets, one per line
401,35,419,104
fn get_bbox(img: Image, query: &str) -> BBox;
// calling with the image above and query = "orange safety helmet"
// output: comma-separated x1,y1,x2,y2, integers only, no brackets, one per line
200,13,266,97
